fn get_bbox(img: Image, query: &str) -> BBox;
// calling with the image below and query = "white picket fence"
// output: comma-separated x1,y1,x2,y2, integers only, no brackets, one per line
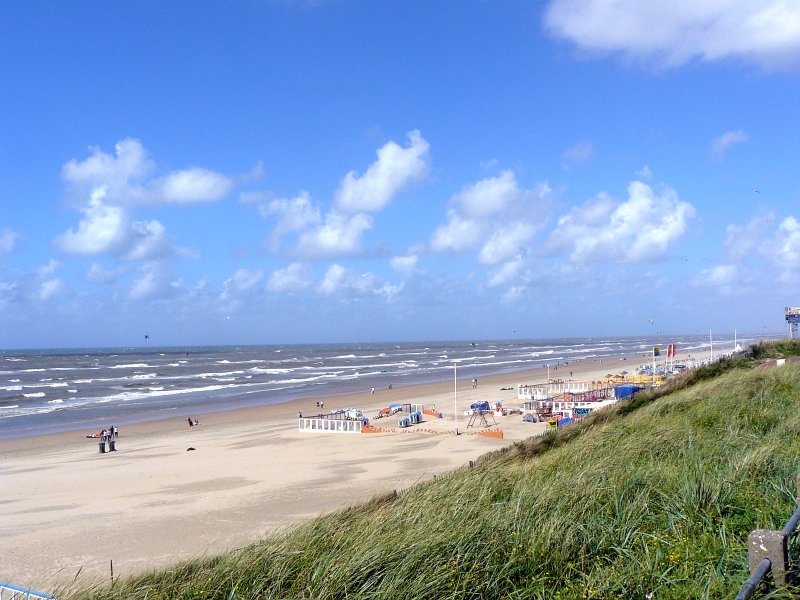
298,417,363,433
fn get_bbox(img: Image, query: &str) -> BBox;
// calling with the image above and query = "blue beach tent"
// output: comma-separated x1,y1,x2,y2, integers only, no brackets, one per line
614,384,642,399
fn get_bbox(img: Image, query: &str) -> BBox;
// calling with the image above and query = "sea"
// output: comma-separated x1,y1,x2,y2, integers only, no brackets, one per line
0,333,768,439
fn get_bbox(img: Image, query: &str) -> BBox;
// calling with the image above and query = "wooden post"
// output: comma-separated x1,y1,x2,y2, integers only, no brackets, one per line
748,529,788,587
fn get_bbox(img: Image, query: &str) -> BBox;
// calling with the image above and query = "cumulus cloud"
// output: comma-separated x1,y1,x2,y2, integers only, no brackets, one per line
129,262,179,301
430,171,553,267
87,262,122,284
260,132,429,261
38,278,64,301
544,0,800,69
561,140,594,164
486,258,527,288
390,254,419,278
774,216,800,279
724,214,772,261
333,130,430,213
125,220,175,261
62,138,233,206
54,188,131,255
265,192,322,252
0,228,22,254
153,168,233,203
709,212,800,289
36,259,60,277
221,268,264,299
54,187,178,260
55,139,232,262
712,130,748,158
294,212,372,259
317,264,401,299
545,181,696,263
266,263,313,293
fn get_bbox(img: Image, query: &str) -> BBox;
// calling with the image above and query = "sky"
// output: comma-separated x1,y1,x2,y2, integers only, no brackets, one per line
2,0,800,349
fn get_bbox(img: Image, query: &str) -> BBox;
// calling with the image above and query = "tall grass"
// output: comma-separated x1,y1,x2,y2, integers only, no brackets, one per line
57,343,800,599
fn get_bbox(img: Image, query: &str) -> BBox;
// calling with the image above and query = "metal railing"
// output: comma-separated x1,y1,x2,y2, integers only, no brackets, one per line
735,474,800,599
0,582,53,600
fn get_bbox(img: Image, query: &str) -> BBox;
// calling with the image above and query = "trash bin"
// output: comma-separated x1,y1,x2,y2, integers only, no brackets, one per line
109,439,116,452
98,440,106,454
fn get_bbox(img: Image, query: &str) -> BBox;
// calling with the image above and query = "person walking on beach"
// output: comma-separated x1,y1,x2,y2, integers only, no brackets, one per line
188,417,194,430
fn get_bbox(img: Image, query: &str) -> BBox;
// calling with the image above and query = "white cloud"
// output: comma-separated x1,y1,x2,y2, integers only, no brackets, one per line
702,264,738,286
36,259,60,277
545,181,696,263
129,262,178,301
54,187,178,260
715,212,800,287
38,278,64,301
430,212,485,253
486,257,526,288
62,139,154,203
221,268,264,299
54,187,131,255
544,0,800,69
479,222,535,265
333,130,430,213
62,138,233,206
693,263,747,296
295,212,372,259
154,168,233,203
636,165,653,180
317,263,400,299
317,264,350,294
711,130,749,158
774,216,800,279
561,140,594,164
265,192,322,252
125,220,175,261
0,228,22,253
390,254,419,278
430,171,553,268
724,215,771,261
87,262,122,284
267,263,313,293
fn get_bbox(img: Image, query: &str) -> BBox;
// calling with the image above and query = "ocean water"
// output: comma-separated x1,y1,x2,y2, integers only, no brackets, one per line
0,334,759,439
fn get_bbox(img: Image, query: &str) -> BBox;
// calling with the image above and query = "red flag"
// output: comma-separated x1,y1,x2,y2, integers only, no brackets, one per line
667,344,676,357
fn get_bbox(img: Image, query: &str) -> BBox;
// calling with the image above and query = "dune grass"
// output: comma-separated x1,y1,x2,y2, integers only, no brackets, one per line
58,341,800,599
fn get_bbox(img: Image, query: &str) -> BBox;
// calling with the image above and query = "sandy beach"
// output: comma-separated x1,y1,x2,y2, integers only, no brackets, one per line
0,353,688,590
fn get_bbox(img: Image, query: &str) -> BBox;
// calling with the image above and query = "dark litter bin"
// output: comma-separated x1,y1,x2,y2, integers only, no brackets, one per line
98,440,106,454
109,439,117,452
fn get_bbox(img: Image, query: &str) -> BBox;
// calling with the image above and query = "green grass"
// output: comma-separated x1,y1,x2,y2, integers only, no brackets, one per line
57,340,800,599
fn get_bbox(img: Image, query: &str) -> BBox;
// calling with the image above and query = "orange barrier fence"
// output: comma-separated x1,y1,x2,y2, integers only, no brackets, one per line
477,428,504,439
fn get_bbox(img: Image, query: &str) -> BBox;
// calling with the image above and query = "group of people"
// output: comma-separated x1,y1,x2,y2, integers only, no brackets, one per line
86,426,118,441
187,417,200,429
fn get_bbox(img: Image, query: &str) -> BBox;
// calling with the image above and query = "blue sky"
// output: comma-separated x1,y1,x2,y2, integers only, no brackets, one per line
2,1,800,348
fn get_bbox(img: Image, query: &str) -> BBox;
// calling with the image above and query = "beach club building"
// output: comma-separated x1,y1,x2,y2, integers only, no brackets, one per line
298,404,424,434
517,380,619,420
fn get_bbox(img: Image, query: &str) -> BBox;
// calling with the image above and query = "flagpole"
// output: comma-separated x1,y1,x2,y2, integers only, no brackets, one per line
710,329,713,363
453,362,458,436
652,347,656,386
